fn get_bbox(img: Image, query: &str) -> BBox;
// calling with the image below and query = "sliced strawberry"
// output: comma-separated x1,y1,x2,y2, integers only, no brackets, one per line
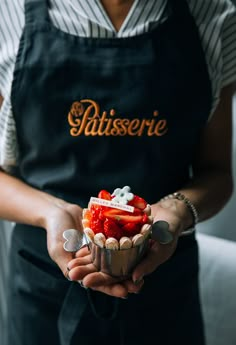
98,189,112,200
90,218,104,234
117,214,144,225
103,209,130,217
128,195,147,210
142,213,149,224
104,210,144,225
103,207,142,217
90,203,101,215
133,207,143,215
122,222,141,236
90,203,107,221
103,219,123,240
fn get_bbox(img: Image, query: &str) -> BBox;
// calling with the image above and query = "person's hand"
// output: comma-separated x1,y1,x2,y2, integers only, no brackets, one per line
65,198,188,297
43,200,143,297
45,202,84,279
131,200,187,283
67,246,144,298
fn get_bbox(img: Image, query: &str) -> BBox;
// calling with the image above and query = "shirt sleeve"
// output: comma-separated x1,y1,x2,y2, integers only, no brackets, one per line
0,0,24,170
190,0,236,117
221,7,236,87
0,98,18,171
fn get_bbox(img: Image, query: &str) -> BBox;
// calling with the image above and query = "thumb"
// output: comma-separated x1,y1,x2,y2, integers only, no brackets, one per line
57,250,75,280
47,239,75,280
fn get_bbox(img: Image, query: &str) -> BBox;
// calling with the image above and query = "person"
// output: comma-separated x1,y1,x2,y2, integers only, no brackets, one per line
0,0,236,344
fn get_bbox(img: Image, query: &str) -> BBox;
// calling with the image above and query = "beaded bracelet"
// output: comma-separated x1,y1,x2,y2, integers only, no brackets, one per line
160,192,199,227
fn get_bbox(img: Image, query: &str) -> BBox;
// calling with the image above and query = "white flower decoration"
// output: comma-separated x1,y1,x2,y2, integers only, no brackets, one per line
111,186,134,205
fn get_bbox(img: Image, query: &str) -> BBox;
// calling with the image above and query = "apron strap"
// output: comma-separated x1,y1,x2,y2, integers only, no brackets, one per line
24,0,50,26
87,289,120,321
58,283,120,345
58,282,88,345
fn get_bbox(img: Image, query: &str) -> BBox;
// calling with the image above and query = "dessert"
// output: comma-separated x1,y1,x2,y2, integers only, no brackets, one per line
82,186,153,276
82,186,153,249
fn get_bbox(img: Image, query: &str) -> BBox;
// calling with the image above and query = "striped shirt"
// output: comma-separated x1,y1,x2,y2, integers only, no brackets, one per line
0,0,236,170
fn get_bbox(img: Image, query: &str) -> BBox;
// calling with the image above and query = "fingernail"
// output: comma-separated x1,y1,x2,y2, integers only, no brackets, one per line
134,277,143,285
65,270,72,281
121,295,128,299
78,280,88,289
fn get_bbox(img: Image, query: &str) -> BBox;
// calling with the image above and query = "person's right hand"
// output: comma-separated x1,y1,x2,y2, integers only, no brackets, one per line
44,200,144,296
45,202,84,279
45,202,144,297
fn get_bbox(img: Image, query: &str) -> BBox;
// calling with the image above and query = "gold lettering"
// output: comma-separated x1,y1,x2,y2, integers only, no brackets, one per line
137,119,148,136
97,111,110,136
153,110,159,117
147,119,158,136
104,118,115,136
68,99,168,137
84,118,99,136
68,99,100,136
68,113,82,136
111,119,127,136
110,109,116,116
127,119,141,136
68,101,84,136
154,120,168,136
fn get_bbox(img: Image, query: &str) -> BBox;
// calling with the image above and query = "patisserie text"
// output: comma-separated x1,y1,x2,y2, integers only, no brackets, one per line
68,99,168,137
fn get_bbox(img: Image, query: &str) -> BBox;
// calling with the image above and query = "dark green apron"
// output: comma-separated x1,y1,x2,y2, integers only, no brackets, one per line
7,0,211,344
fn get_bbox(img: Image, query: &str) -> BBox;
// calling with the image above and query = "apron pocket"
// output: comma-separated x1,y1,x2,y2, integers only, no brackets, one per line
13,249,68,302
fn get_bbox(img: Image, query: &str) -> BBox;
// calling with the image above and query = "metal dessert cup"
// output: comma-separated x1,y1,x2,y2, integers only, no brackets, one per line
89,237,150,278
63,220,172,278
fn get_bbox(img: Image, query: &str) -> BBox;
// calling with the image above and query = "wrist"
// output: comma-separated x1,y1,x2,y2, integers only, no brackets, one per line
153,197,194,235
161,192,198,229
43,197,83,233
38,195,70,230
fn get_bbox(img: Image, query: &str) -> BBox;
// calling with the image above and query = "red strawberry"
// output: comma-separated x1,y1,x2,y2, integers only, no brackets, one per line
90,203,107,221
103,208,129,217
128,195,147,210
102,207,142,217
103,209,143,225
122,222,141,236
116,214,144,225
90,218,104,234
103,219,123,240
98,189,112,200
90,203,101,216
142,213,149,224
133,207,143,215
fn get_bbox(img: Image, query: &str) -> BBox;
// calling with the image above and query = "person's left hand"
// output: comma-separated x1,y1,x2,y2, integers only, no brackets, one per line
131,201,182,284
